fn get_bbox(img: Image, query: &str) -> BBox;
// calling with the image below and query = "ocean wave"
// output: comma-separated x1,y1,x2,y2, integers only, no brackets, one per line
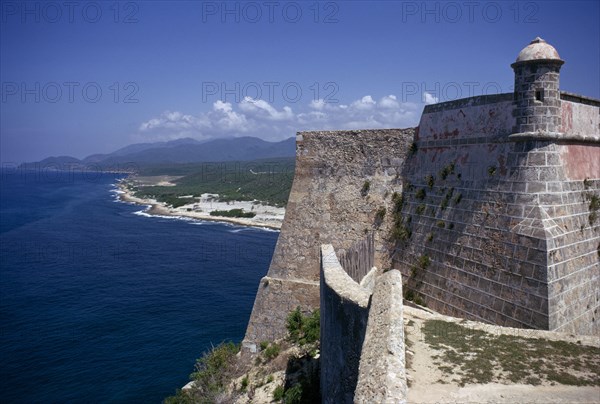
132,210,195,222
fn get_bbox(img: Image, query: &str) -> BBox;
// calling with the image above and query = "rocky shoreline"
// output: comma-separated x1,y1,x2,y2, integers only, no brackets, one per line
115,179,284,230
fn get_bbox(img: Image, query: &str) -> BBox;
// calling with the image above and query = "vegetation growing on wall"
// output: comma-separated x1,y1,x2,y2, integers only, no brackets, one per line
391,190,413,242
439,162,455,180
361,180,371,196
586,193,599,225
426,175,435,188
408,142,418,156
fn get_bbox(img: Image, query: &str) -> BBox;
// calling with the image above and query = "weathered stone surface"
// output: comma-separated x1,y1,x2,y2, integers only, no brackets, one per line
243,44,600,385
243,129,414,345
355,269,407,404
394,93,600,335
320,244,370,404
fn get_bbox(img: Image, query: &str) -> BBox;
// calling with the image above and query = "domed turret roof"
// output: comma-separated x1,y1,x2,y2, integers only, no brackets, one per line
513,37,564,65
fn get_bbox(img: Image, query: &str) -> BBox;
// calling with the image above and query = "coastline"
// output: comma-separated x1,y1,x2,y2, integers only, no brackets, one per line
114,179,284,230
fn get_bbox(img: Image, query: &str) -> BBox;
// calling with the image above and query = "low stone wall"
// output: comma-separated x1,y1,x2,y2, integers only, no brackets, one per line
320,244,370,404
355,269,407,404
320,244,408,403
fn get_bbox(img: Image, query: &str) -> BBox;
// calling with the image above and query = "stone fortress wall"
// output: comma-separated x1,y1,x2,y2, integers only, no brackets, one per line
394,91,599,335
243,37,599,369
243,129,414,349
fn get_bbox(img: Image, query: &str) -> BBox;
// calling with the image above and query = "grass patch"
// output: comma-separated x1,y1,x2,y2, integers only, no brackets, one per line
422,320,600,386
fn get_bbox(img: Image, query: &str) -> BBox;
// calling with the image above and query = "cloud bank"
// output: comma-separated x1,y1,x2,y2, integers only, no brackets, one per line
136,94,422,142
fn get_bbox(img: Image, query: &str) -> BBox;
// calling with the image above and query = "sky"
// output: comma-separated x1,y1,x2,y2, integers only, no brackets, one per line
1,0,599,163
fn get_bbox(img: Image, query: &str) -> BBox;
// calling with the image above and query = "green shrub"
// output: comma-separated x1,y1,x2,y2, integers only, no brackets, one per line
487,166,497,176
210,208,256,218
392,224,412,241
284,384,303,404
286,307,320,345
418,255,431,269
186,342,240,398
392,193,404,214
241,375,249,392
260,341,270,351
263,343,281,361
376,206,386,220
415,188,426,200
416,204,426,215
273,385,285,401
439,162,455,180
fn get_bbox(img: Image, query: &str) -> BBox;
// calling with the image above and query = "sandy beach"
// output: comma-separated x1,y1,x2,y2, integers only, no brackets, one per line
115,178,284,230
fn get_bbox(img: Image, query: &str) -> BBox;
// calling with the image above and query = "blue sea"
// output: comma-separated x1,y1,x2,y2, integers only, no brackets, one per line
0,169,277,403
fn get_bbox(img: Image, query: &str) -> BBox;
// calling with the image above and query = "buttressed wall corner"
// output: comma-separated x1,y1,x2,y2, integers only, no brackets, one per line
243,37,600,352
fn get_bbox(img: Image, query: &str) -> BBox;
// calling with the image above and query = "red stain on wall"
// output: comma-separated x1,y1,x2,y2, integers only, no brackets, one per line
561,103,573,133
562,145,600,180
440,129,460,139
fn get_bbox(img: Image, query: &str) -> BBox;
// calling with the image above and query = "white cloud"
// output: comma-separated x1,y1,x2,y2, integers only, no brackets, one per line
378,95,400,109
423,92,439,105
239,97,294,121
350,95,376,110
135,94,421,142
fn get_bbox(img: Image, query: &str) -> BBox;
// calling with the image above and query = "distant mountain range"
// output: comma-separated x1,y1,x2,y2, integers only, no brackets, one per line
19,136,296,170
